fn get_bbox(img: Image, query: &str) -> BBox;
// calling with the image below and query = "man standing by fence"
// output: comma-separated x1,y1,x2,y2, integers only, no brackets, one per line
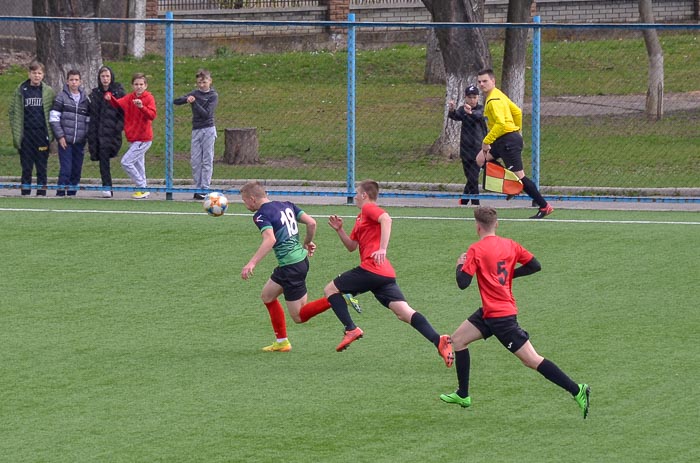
475,69,553,219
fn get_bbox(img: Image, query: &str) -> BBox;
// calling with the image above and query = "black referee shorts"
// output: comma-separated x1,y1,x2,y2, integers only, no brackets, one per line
490,131,524,172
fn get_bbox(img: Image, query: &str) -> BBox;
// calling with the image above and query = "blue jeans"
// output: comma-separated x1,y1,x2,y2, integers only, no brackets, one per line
57,142,85,196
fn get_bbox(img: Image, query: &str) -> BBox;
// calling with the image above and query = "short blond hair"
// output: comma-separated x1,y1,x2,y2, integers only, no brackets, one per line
240,181,267,200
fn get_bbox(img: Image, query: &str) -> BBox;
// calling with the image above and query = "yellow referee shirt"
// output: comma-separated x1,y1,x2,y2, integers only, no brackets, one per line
483,87,522,145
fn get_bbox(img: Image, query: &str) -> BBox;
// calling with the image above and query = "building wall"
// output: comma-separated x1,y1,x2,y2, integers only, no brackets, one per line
1,1,697,56
527,0,695,23
152,0,697,55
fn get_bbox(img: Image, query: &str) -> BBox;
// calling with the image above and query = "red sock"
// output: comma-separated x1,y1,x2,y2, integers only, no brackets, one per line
264,300,287,339
299,297,331,323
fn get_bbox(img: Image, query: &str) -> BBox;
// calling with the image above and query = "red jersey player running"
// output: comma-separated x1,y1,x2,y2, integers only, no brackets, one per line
440,206,590,418
324,180,454,367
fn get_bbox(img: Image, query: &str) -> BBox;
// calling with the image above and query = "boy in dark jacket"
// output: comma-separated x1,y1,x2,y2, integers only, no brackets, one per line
448,85,487,206
174,69,218,200
8,60,55,196
50,69,90,197
87,66,125,198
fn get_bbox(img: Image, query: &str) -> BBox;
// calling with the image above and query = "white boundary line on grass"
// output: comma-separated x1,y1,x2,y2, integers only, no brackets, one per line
1,207,698,225
391,215,700,225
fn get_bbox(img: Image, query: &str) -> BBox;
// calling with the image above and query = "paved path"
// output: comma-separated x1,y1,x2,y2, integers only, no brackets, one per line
1,180,698,212
523,91,700,116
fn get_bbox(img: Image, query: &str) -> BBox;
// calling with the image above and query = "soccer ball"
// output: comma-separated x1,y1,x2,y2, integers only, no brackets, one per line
203,192,228,217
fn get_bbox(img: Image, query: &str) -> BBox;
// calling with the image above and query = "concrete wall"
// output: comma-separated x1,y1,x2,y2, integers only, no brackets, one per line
152,0,698,55
527,0,696,23
1,0,697,56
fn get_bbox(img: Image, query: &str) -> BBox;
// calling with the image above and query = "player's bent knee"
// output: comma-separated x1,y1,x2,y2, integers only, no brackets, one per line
519,354,544,370
521,359,538,369
323,282,339,297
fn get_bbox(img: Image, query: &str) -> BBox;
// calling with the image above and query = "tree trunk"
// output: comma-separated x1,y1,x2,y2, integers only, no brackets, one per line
424,29,446,85
224,128,259,165
422,0,491,159
128,0,147,59
501,0,533,108
639,0,664,120
33,0,103,90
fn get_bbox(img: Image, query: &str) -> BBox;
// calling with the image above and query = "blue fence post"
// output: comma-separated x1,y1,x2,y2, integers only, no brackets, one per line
346,13,356,205
531,15,541,189
165,11,174,200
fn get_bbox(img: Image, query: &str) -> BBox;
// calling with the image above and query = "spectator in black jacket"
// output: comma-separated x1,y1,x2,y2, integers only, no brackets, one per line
87,66,125,198
448,85,487,206
50,69,90,197
8,60,55,196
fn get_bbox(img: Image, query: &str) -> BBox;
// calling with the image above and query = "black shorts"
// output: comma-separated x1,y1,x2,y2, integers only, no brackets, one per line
468,307,530,353
490,131,524,172
333,266,405,308
270,258,309,302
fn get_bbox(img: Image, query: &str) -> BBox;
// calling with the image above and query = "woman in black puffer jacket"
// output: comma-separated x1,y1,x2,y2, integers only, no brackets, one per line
87,66,125,198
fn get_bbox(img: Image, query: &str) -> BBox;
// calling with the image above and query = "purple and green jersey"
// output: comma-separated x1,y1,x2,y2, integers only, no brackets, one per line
253,201,307,266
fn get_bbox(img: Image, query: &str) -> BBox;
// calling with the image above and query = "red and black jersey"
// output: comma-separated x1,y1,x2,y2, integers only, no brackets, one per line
350,202,396,278
461,235,534,318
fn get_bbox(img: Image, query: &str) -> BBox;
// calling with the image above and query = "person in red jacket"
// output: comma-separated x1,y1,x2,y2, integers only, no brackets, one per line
105,72,157,199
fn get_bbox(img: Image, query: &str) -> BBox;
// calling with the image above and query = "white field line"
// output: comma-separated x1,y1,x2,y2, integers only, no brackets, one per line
1,207,698,226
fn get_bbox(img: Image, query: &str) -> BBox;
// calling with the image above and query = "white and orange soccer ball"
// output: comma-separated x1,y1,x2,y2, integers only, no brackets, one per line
203,192,229,217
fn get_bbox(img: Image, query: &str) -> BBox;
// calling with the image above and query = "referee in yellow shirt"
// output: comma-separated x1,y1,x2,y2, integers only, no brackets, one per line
475,69,553,219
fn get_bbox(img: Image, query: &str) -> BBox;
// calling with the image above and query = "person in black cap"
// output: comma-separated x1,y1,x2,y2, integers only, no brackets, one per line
449,85,487,206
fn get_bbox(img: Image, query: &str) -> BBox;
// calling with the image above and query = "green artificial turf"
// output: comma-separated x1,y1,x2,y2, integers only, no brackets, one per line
1,198,698,462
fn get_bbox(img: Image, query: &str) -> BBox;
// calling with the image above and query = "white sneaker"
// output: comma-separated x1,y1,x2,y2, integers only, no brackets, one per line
131,191,150,199
101,190,113,198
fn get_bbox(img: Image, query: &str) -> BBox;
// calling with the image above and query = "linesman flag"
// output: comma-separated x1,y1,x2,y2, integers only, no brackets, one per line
482,161,524,196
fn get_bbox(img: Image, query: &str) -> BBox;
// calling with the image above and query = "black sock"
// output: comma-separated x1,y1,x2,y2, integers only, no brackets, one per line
409,311,440,345
521,176,547,209
537,358,579,395
328,293,356,331
455,348,471,398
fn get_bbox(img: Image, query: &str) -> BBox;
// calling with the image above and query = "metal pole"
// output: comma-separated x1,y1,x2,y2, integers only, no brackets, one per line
346,13,356,205
531,15,541,189
165,11,174,200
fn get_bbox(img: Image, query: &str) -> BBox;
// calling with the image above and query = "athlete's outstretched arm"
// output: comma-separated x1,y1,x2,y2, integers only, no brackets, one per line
513,256,541,278
456,266,473,290
328,215,358,252
241,228,276,280
455,252,473,290
298,212,317,256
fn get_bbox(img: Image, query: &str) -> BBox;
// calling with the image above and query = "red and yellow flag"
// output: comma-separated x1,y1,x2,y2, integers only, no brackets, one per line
482,161,523,196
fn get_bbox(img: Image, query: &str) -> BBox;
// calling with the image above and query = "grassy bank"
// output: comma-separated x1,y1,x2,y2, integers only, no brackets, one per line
0,33,698,188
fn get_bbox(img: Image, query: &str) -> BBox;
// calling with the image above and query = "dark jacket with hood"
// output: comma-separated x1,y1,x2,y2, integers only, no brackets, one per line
87,66,125,160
